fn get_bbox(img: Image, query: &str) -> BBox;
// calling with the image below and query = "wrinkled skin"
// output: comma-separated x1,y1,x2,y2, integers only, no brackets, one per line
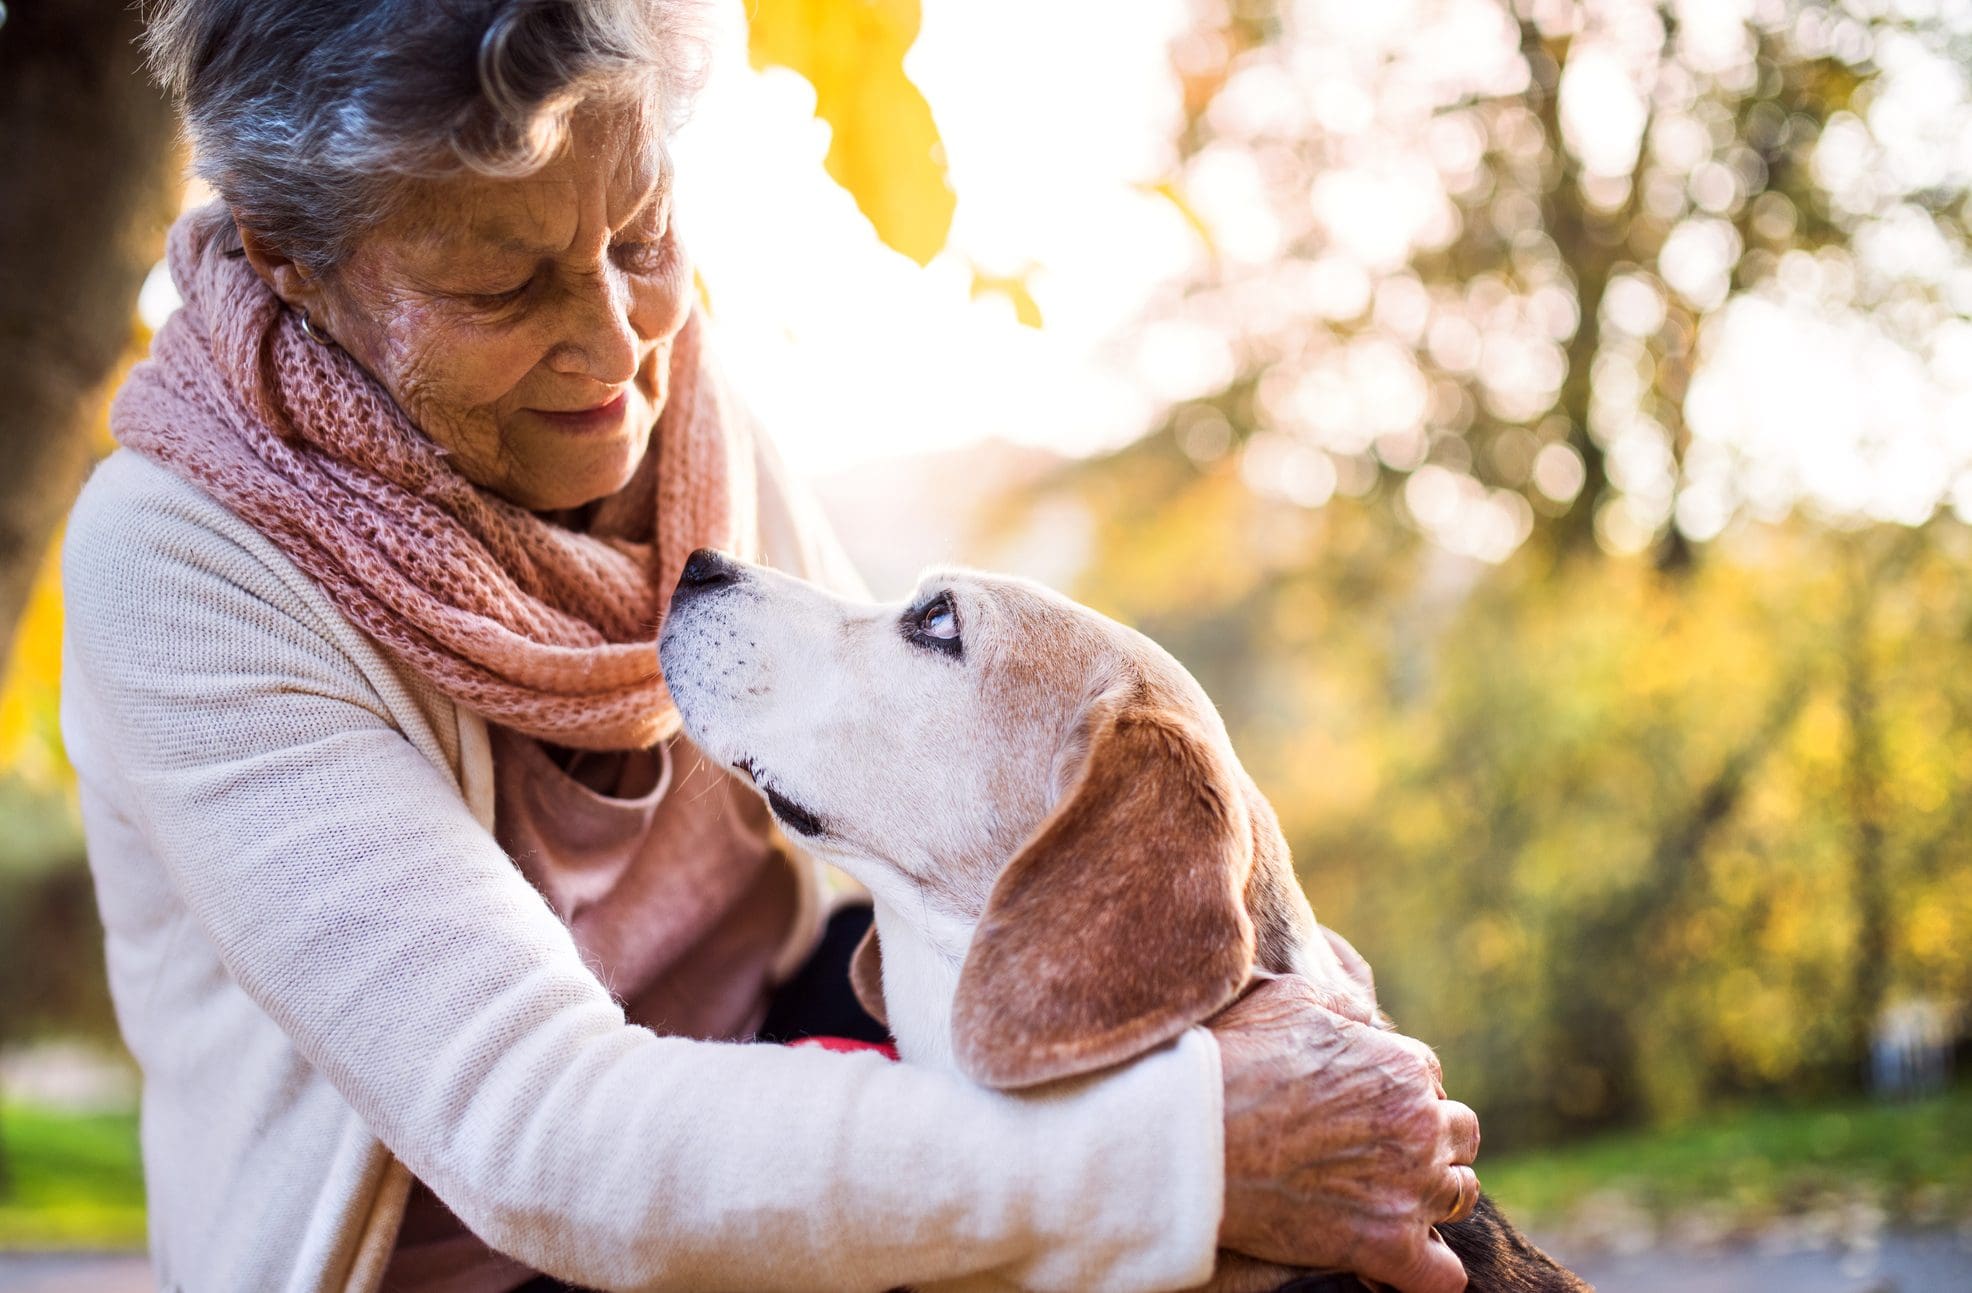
238,103,690,512
1214,973,1480,1293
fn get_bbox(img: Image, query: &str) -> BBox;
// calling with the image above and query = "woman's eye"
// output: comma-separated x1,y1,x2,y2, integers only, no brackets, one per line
469,276,534,306
615,234,674,275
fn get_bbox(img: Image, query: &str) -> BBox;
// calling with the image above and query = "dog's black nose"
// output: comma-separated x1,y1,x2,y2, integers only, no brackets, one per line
678,547,742,592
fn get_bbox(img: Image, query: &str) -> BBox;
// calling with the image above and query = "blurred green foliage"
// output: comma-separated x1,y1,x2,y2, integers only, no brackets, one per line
993,0,1972,1148
1001,400,1972,1148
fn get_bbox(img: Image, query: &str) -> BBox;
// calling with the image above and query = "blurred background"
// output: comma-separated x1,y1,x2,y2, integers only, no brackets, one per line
3,0,1972,1289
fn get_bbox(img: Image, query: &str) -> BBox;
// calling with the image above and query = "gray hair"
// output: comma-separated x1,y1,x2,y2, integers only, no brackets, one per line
143,0,712,272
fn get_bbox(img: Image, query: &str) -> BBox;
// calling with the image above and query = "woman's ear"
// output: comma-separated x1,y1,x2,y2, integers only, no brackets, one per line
234,216,324,316
950,688,1258,1089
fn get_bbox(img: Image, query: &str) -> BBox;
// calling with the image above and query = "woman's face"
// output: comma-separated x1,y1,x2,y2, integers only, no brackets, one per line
302,104,690,512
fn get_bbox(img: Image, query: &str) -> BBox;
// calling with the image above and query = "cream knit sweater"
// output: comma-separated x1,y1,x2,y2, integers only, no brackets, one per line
58,446,1224,1293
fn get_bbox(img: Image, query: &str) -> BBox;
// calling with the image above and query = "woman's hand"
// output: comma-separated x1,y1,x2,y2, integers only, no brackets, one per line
1211,974,1481,1293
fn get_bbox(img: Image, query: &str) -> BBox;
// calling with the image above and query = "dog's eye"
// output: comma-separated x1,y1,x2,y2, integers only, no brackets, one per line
905,593,963,656
922,599,958,639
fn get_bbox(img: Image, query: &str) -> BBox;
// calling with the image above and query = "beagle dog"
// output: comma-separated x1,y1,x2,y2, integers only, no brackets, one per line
658,549,1586,1293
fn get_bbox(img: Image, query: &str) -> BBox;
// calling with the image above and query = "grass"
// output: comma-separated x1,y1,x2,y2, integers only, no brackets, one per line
0,1102,145,1250
1483,1082,1972,1237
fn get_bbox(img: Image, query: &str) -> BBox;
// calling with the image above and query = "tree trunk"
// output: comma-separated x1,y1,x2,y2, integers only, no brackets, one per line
1842,548,1891,1070
0,0,181,662
1542,673,1811,1136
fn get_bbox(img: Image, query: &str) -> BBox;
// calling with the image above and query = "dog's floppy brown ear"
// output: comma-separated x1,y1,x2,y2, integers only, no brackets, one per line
849,923,888,1026
951,690,1258,1089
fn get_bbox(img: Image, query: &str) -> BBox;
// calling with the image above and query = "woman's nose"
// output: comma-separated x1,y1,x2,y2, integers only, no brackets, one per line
547,270,640,385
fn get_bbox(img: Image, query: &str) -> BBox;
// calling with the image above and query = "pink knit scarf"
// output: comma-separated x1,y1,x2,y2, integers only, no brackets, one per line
112,207,759,751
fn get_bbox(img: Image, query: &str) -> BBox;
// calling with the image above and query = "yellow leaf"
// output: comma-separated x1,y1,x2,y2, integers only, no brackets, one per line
968,264,1043,328
0,534,72,787
1138,178,1218,263
749,0,956,265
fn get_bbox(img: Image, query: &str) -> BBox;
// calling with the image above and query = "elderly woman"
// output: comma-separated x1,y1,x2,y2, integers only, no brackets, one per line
60,2,1480,1292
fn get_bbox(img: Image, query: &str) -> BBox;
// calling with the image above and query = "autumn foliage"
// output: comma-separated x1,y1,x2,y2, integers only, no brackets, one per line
4,0,1971,1164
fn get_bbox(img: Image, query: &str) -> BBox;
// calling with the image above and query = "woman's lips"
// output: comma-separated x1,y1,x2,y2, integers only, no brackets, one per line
528,391,629,435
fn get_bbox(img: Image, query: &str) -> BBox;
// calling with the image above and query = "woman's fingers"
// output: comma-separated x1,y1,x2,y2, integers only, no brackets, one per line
1214,975,1482,1290
1223,967,1378,1029
1318,923,1378,1003
1385,1029,1448,1097
1362,1226,1469,1293
1441,1099,1481,1165
1423,1046,1446,1095
1301,979,1378,1026
1432,1164,1481,1225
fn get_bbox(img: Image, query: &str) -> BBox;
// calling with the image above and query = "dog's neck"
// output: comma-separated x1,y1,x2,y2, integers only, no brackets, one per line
868,895,972,1073
826,850,984,1074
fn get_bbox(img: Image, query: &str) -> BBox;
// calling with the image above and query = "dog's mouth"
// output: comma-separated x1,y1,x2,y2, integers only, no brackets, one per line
734,757,826,839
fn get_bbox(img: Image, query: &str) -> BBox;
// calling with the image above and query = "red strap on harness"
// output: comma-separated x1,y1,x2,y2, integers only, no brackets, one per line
788,1036,900,1060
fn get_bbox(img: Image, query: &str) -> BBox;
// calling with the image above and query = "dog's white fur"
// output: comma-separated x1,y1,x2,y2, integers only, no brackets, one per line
657,554,1365,1084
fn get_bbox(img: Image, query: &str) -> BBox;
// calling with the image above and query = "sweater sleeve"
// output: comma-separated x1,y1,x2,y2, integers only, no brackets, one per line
59,456,1224,1293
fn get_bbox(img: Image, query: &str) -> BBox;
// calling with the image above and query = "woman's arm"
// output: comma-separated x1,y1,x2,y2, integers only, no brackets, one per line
61,455,1223,1293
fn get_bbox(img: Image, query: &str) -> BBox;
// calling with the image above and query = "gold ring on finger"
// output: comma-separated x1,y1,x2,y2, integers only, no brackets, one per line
1442,1166,1480,1225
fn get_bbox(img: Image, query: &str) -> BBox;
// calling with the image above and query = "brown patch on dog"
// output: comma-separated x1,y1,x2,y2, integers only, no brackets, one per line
1240,778,1321,977
849,921,888,1026
951,685,1259,1089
